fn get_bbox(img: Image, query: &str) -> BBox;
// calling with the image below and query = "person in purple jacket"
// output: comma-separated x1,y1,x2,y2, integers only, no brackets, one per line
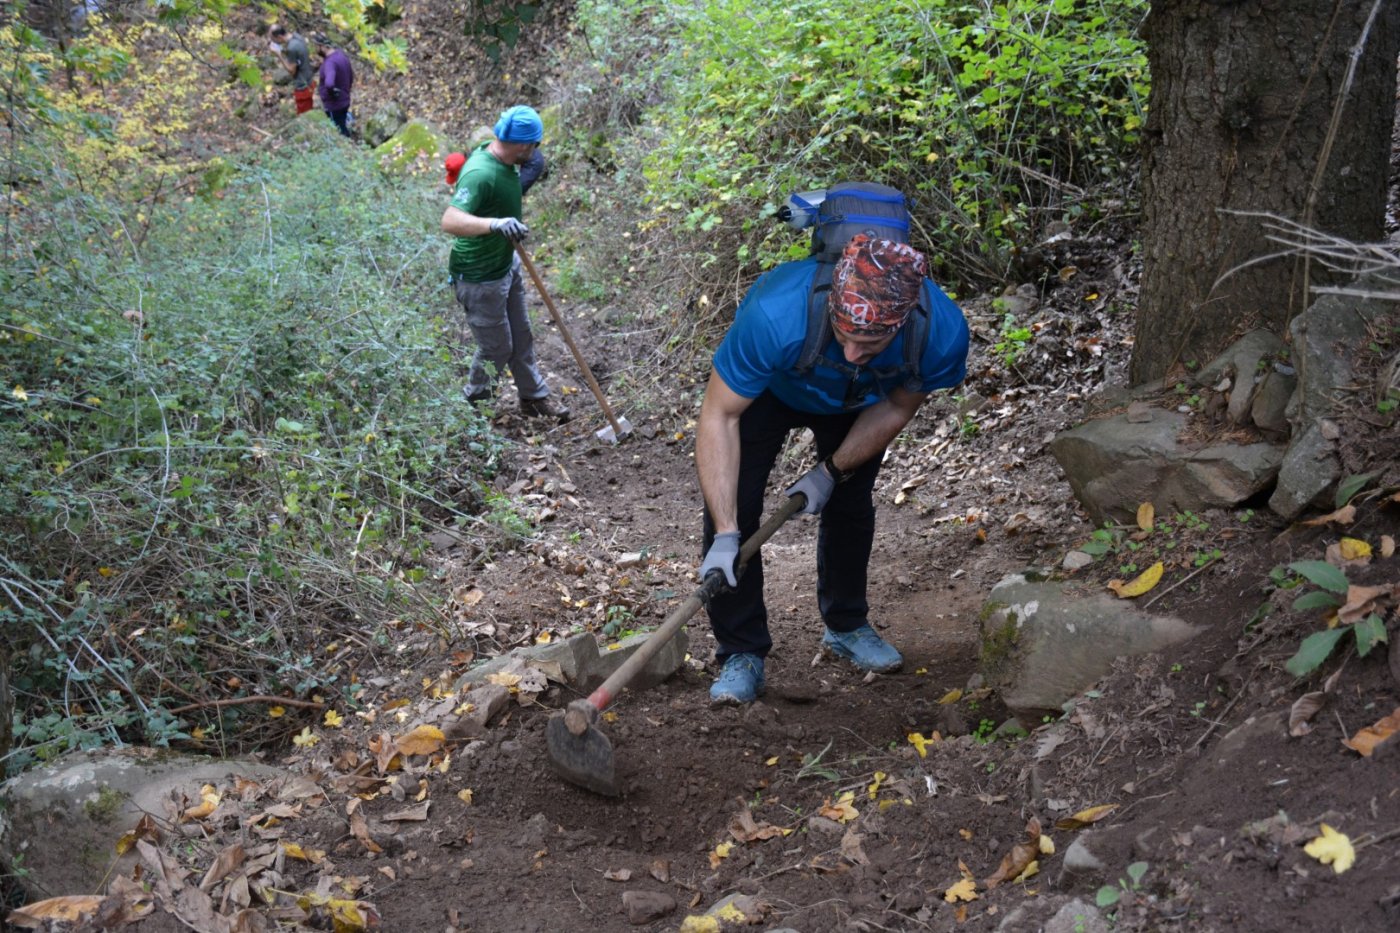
315,37,354,138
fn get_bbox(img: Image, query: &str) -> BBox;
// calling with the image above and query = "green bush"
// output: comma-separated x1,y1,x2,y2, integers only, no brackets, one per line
0,129,512,772
568,0,1147,294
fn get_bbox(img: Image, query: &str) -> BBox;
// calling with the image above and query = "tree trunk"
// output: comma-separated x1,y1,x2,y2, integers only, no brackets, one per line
1131,0,1400,384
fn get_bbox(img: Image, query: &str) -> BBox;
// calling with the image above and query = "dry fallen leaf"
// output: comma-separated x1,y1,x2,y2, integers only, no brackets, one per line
728,808,789,843
944,861,979,903
1301,504,1356,526
181,784,221,821
1288,691,1327,737
1382,535,1395,558
984,817,1042,889
603,867,632,882
6,895,107,927
1337,583,1400,625
1338,537,1372,561
394,724,445,757
1341,707,1400,757
708,841,733,868
1054,804,1119,831
818,791,859,824
1107,562,1164,598
295,891,380,932
115,813,161,855
1303,823,1355,874
1136,501,1155,531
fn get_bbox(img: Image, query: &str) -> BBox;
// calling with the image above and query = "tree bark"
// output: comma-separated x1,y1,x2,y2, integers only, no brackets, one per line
1131,0,1400,384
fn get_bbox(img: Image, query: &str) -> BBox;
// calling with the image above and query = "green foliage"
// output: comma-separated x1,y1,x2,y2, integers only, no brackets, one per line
1334,471,1376,509
1096,860,1149,908
576,0,1147,291
994,312,1034,367
1282,559,1390,677
0,128,517,772
463,0,546,63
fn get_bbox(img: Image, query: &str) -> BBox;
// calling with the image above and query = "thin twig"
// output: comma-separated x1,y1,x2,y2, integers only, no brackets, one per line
166,695,325,716
1143,556,1220,609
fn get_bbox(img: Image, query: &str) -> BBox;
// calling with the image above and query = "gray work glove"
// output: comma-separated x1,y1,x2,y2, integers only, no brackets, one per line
785,460,840,515
489,217,529,242
700,531,741,589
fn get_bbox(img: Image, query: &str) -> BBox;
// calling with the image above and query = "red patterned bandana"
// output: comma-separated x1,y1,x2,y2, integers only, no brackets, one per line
829,234,928,336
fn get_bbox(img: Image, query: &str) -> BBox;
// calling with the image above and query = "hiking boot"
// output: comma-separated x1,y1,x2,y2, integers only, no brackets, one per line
822,624,903,673
464,387,493,406
710,653,765,705
520,395,571,423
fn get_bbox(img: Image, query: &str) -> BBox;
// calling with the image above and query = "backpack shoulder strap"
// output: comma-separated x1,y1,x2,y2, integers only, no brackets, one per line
899,285,932,390
794,256,839,375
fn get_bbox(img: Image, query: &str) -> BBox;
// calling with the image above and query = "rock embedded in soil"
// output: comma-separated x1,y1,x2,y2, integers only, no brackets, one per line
622,889,676,924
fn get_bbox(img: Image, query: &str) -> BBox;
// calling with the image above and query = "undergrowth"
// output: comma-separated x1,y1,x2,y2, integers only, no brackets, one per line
0,124,519,774
554,0,1148,322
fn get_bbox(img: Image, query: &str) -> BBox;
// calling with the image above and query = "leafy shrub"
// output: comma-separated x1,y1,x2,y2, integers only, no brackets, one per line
566,0,1147,302
0,125,513,772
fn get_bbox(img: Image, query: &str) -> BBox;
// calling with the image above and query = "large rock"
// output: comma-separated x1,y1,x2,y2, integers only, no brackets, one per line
1193,329,1287,426
0,748,284,898
979,573,1198,719
1050,407,1283,525
1269,283,1391,518
361,100,407,147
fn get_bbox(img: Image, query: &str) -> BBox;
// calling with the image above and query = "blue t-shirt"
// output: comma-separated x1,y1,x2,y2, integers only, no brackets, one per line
713,257,969,414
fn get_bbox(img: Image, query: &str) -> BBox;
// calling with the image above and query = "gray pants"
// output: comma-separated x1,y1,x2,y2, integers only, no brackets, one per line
453,255,549,400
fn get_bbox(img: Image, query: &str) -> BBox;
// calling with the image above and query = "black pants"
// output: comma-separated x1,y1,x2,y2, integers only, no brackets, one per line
702,391,884,662
326,107,351,137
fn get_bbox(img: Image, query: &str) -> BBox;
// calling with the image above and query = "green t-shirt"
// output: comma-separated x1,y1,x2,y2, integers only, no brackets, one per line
447,144,522,282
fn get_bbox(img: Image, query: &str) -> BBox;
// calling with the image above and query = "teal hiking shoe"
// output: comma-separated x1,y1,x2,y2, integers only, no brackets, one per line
710,653,765,705
822,624,903,673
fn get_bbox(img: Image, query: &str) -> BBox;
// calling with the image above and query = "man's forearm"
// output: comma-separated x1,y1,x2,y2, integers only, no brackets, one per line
831,395,922,474
696,406,741,534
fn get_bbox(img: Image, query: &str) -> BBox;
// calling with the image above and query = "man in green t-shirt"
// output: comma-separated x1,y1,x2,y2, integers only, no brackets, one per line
440,105,569,423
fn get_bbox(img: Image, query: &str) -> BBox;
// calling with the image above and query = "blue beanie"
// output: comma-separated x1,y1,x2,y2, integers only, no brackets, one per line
494,105,544,143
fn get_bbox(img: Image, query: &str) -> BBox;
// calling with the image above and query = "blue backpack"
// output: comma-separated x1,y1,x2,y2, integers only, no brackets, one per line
789,182,932,398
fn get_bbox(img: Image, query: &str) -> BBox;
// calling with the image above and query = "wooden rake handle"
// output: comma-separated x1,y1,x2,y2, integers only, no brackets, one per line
514,244,625,437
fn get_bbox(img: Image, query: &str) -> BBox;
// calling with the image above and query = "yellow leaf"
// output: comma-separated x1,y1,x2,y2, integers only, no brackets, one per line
943,878,978,903
536,631,553,644
1107,561,1164,598
292,727,319,748
959,828,974,841
1054,804,1119,831
937,688,963,705
97,566,114,577
708,841,733,868
324,710,344,728
268,706,286,718
1304,824,1355,874
867,771,886,799
458,789,474,805
395,725,445,757
1338,537,1371,560
765,756,779,766
282,842,326,863
679,916,721,933
908,731,934,758
603,711,618,723
1013,859,1040,882
181,784,220,821
1136,502,1154,532
819,791,859,823
12,385,28,401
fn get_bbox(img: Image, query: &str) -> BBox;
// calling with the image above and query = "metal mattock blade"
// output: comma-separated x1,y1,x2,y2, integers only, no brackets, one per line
545,711,619,796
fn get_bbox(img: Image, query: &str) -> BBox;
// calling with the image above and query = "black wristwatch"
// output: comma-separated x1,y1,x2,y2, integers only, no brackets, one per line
822,455,853,484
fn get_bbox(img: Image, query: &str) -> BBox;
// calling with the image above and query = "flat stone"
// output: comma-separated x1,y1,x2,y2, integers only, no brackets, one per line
457,632,599,689
579,628,689,694
0,748,285,898
1058,836,1108,888
622,890,676,925
1045,898,1110,933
